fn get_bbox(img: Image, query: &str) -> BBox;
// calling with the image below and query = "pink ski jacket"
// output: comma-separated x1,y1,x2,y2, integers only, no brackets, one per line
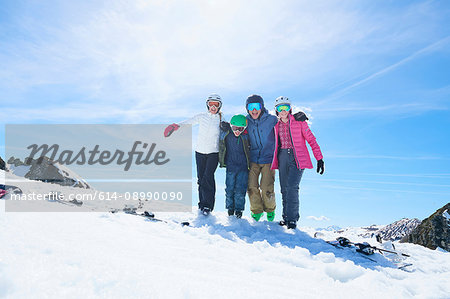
271,113,323,170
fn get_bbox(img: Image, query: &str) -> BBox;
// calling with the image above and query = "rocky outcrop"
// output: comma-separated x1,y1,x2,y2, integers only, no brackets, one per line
0,156,5,171
401,203,450,252
7,156,90,189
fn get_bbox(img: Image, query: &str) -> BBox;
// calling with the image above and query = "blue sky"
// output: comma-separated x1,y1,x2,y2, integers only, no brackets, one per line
1,0,449,227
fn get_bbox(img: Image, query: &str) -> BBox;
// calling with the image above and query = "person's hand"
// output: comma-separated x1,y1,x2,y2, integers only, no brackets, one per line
164,123,180,137
220,121,230,131
293,111,309,121
316,159,324,175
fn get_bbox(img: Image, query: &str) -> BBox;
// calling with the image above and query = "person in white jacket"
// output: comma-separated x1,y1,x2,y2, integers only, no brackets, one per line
164,94,223,215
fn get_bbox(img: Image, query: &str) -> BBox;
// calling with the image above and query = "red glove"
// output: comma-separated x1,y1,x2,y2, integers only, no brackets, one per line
164,123,180,137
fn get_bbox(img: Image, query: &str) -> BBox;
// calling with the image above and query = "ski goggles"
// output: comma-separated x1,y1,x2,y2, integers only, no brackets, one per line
276,104,291,112
247,102,261,111
207,101,221,108
231,126,246,133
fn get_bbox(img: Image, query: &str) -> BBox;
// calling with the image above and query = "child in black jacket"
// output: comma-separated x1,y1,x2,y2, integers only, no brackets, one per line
219,115,250,218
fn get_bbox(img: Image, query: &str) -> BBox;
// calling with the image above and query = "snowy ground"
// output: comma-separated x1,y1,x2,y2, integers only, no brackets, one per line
1,172,450,298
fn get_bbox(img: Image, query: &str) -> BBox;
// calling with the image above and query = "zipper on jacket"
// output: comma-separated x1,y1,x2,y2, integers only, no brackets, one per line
288,118,300,169
222,130,229,167
271,124,278,168
256,121,263,162
241,136,250,170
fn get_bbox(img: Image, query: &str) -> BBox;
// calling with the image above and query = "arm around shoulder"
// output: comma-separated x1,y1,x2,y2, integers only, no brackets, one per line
220,121,230,132
293,111,309,122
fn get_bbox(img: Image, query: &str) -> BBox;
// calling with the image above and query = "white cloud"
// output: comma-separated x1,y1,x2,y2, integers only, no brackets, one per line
0,1,371,118
307,215,330,221
1,1,448,122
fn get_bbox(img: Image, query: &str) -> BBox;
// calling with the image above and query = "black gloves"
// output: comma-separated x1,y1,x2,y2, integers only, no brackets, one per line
317,159,324,175
293,111,309,121
220,121,230,131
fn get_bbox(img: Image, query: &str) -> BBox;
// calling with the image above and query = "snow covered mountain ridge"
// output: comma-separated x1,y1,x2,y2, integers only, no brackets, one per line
377,218,422,241
7,156,90,189
318,218,421,242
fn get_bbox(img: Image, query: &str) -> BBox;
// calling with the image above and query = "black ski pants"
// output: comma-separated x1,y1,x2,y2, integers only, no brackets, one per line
195,151,219,211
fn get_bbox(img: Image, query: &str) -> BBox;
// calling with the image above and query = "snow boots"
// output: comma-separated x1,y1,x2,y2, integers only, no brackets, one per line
287,221,297,229
229,209,243,219
251,212,263,221
252,212,275,222
201,207,211,216
280,219,297,229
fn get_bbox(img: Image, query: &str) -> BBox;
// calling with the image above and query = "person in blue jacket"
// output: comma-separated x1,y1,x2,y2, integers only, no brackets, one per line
245,94,309,222
245,95,278,221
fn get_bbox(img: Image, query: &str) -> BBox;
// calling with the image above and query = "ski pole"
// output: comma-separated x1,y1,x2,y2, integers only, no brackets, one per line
336,237,410,257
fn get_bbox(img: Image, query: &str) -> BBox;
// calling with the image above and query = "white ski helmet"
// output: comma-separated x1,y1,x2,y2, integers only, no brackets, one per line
274,96,291,109
206,93,222,110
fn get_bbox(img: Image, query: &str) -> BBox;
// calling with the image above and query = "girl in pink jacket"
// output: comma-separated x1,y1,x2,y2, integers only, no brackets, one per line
271,96,325,229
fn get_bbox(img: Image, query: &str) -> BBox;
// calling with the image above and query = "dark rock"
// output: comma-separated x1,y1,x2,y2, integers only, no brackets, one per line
0,156,5,171
401,203,450,252
26,156,90,189
362,225,379,232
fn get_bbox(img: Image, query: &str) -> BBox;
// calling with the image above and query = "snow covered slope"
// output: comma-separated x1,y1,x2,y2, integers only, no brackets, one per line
1,171,449,298
0,170,186,213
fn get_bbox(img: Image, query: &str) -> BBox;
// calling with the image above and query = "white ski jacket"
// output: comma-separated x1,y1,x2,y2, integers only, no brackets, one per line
180,112,223,154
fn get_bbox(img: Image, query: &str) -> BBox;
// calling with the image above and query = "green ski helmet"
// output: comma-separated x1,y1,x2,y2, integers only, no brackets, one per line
230,114,247,128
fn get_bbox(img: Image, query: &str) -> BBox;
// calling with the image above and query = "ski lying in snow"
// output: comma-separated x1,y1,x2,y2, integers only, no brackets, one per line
45,191,83,207
139,211,190,227
334,236,410,257
323,238,378,263
397,263,413,270
315,234,413,270
314,234,410,257
113,209,190,227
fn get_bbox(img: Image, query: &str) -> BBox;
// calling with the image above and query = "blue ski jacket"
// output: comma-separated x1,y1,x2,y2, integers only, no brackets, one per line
246,108,278,164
